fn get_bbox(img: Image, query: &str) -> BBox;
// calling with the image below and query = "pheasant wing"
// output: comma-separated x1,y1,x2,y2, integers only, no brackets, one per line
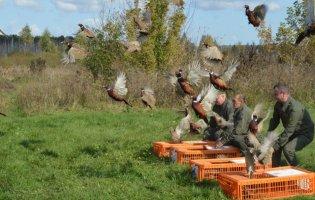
114,72,128,96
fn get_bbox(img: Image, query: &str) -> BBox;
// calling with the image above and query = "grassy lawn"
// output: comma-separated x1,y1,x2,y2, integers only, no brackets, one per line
0,108,314,199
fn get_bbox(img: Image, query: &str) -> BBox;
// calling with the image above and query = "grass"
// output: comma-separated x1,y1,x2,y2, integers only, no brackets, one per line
0,108,314,199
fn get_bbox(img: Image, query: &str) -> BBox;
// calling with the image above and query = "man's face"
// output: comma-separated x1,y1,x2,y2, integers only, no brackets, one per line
274,88,288,103
232,96,242,109
215,94,226,105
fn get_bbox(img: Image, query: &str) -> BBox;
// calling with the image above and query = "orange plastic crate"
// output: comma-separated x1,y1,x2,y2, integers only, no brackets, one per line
189,157,271,182
173,145,241,164
218,166,315,200
153,140,215,157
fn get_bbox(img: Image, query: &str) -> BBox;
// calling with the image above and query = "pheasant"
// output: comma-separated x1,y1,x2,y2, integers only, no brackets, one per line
172,0,184,7
204,60,239,91
171,108,192,143
78,24,95,38
248,104,271,135
61,41,87,65
141,87,156,109
295,25,315,45
245,4,267,27
169,61,204,96
121,40,141,53
191,85,218,124
0,28,6,36
200,42,223,66
105,73,132,107
245,131,279,178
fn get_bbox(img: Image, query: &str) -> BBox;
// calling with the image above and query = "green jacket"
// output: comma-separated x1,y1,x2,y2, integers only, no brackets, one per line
209,99,234,129
232,104,252,136
268,97,314,147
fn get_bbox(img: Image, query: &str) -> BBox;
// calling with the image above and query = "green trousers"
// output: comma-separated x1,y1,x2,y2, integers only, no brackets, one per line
272,134,312,167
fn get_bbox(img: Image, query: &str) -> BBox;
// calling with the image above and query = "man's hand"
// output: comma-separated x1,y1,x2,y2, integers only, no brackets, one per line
273,142,281,152
216,139,224,148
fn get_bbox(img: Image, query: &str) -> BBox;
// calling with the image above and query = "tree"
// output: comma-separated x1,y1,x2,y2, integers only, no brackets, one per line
39,29,57,53
19,24,33,46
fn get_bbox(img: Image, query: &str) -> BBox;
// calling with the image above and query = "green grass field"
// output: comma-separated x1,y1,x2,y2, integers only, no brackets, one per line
0,108,314,199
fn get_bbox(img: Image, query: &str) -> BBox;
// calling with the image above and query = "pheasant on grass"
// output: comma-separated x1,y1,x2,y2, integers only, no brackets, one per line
141,87,156,109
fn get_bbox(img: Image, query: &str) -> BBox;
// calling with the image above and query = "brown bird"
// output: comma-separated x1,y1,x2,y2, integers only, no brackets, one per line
121,40,141,53
170,108,192,143
295,25,315,45
141,87,156,109
245,4,267,27
61,41,87,65
0,28,6,36
249,104,271,135
78,24,95,38
133,8,151,35
189,119,207,135
191,85,218,124
211,111,234,128
200,42,223,66
245,131,279,178
105,73,132,107
172,0,184,7
170,61,203,96
205,60,239,91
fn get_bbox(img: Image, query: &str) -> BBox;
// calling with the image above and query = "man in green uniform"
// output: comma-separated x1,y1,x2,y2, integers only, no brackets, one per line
217,94,252,155
203,92,234,141
268,83,314,167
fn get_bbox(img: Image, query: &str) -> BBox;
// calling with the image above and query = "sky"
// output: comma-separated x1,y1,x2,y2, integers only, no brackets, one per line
0,0,296,45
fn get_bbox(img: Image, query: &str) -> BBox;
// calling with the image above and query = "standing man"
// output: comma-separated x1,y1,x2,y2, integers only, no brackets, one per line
268,83,314,167
217,94,252,155
203,92,234,141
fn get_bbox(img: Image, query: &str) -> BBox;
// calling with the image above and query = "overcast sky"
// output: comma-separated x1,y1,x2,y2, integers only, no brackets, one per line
0,0,295,45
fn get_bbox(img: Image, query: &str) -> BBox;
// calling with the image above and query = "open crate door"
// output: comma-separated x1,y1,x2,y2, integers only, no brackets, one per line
307,0,315,25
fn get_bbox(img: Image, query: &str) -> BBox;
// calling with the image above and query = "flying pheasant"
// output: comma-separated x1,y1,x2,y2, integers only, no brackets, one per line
211,111,234,128
295,25,315,45
171,108,192,143
105,73,132,107
245,131,279,178
61,41,87,65
169,61,204,96
204,60,239,91
295,1,315,45
172,0,184,7
191,85,218,124
200,42,223,66
78,24,95,38
245,4,267,27
0,28,6,36
141,87,156,109
249,104,271,135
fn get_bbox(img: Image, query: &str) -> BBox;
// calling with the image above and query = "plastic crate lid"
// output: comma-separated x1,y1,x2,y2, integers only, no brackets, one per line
267,169,307,177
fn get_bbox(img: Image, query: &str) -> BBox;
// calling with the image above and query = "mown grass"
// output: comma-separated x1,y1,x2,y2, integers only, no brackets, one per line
0,108,314,199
